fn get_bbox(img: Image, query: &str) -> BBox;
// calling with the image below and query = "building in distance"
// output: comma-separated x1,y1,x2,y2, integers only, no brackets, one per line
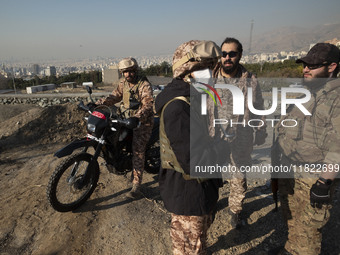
102,65,120,85
45,66,56,76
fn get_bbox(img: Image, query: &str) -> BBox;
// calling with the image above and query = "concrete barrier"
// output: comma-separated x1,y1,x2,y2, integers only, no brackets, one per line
26,84,56,94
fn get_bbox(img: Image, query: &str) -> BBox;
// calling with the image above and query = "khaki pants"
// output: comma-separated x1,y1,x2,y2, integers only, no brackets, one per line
131,124,153,185
228,129,253,214
278,178,333,255
228,174,247,214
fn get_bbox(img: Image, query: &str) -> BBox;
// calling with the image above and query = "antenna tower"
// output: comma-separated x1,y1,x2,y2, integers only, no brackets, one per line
249,19,254,54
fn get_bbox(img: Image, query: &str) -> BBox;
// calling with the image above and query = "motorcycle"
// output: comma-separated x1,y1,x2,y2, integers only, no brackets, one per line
47,86,160,212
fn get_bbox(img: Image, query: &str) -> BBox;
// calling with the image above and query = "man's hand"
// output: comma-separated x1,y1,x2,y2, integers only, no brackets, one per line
254,129,267,146
310,179,331,208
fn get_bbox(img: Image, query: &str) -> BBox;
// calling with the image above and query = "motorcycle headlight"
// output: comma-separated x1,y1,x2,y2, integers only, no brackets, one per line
87,123,96,133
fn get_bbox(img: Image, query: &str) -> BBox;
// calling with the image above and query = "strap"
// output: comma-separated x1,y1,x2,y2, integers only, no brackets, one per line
161,96,190,113
172,51,195,73
128,78,144,95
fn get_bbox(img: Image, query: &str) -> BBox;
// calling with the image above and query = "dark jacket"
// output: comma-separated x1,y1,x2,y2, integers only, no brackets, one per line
155,78,220,216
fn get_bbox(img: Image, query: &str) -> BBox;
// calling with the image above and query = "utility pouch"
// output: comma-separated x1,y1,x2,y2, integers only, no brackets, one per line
129,92,140,110
285,117,303,140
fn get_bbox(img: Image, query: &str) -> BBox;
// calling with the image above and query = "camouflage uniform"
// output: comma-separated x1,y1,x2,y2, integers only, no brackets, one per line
97,76,154,185
170,214,213,255
213,64,266,214
277,78,340,255
156,40,222,255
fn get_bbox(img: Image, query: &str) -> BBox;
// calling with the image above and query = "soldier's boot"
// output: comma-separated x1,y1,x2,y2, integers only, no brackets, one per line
228,208,242,229
126,183,143,199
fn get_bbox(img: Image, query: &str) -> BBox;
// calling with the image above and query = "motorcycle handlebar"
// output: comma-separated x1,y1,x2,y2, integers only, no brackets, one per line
78,101,90,112
78,101,98,113
116,117,140,129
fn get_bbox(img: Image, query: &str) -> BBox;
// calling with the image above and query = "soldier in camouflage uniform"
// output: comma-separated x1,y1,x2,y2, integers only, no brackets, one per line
155,40,223,255
96,57,154,198
271,43,340,255
212,37,267,228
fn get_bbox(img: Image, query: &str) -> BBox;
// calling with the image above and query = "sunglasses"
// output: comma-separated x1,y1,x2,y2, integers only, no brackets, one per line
303,63,328,70
222,51,238,58
123,69,136,73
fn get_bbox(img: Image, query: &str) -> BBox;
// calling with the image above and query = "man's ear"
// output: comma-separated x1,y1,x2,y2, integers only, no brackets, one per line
328,62,337,73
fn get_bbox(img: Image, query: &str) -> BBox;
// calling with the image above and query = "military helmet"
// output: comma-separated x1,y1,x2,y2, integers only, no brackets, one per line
118,57,138,72
172,40,222,78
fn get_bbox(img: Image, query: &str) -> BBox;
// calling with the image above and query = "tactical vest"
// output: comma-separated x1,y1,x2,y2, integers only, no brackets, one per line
160,96,190,177
121,78,144,118
159,96,208,182
278,79,340,163
215,67,255,142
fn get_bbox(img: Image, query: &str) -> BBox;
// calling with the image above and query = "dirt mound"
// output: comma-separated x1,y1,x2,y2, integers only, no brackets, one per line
0,103,86,150
0,103,339,255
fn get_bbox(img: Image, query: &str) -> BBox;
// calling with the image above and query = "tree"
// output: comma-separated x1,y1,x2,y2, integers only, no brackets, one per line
143,61,172,77
243,59,302,78
48,75,57,84
0,76,9,90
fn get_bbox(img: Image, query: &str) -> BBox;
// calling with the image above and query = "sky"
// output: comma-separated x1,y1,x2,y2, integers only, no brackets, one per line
1,0,340,62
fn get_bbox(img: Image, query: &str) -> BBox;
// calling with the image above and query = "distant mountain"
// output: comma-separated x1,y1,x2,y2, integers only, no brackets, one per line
243,23,340,54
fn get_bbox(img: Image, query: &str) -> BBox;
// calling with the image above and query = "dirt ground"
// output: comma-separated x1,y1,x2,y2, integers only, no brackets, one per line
0,103,340,255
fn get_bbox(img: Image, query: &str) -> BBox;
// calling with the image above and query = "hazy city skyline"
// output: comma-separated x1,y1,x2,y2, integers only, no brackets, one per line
1,0,340,63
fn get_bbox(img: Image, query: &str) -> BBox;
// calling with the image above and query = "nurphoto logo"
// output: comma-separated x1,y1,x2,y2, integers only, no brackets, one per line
195,83,312,128
195,82,222,115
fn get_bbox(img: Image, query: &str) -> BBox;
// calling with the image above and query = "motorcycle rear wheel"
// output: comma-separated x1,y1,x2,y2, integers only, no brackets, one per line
47,152,99,212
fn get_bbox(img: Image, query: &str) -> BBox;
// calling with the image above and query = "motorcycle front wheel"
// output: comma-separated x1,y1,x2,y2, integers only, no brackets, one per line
47,152,99,212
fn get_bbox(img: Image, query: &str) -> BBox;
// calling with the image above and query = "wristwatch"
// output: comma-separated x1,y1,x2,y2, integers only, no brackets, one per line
318,177,333,185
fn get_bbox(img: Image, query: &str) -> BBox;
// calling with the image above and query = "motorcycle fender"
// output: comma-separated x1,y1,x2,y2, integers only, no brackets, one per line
54,138,97,158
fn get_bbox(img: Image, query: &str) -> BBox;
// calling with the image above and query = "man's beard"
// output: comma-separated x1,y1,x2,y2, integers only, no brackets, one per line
126,73,137,83
222,60,238,74
302,68,329,89
126,76,134,82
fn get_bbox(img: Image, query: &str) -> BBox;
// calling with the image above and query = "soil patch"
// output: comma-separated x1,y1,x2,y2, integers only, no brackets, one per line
0,103,339,255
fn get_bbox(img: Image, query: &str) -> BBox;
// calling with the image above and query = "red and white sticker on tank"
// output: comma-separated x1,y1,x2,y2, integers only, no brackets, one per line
92,111,106,119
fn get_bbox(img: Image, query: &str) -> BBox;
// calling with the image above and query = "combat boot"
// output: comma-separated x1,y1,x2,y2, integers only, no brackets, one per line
126,183,143,199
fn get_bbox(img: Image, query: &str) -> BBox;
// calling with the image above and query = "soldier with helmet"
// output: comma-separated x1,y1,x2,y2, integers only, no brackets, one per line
155,40,226,255
270,43,340,255
96,57,154,198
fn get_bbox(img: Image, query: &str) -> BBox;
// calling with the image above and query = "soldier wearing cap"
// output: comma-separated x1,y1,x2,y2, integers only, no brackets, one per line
212,37,267,229
96,57,154,198
155,40,225,255
271,43,340,255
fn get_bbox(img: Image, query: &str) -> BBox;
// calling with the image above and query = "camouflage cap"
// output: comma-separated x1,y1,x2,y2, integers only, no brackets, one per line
172,40,222,78
296,43,340,65
118,57,138,71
